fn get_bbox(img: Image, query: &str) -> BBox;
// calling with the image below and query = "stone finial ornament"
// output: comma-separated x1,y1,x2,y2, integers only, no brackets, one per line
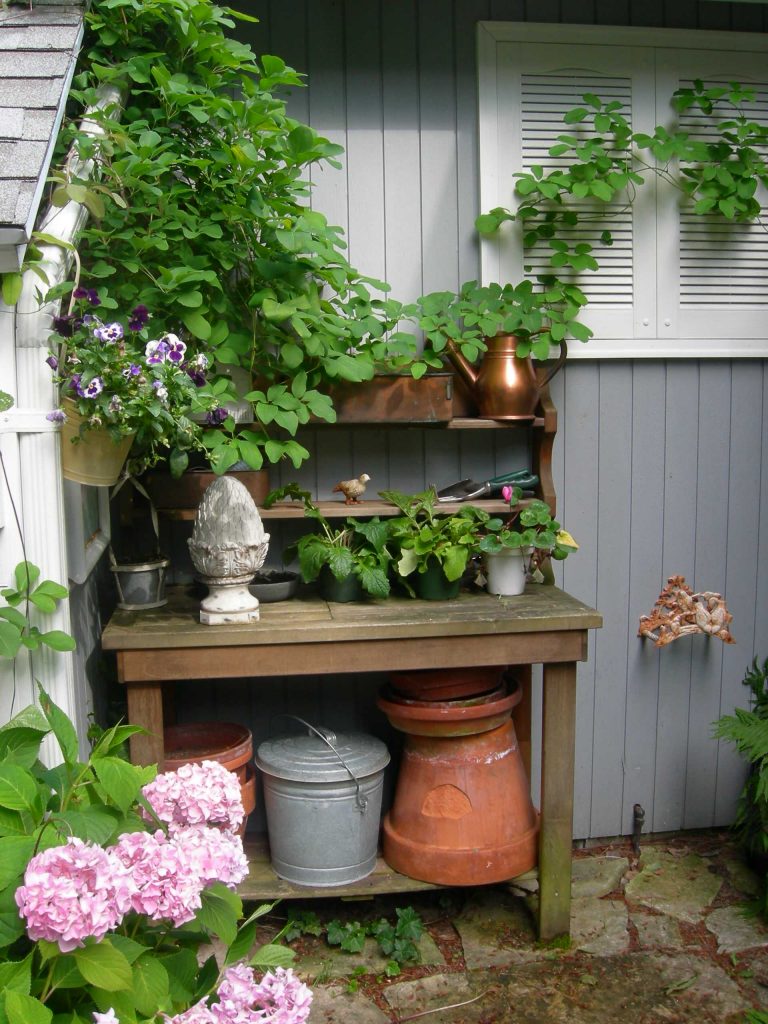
638,575,735,647
188,476,269,625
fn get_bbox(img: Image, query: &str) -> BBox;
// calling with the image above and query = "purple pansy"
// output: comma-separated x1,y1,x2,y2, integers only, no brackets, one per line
128,305,150,331
83,377,104,398
206,407,228,426
52,315,82,338
46,409,66,424
93,322,124,344
145,339,170,364
73,286,101,306
46,354,58,371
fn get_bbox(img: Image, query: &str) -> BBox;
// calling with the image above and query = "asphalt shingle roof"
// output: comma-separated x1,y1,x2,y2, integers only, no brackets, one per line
0,1,84,269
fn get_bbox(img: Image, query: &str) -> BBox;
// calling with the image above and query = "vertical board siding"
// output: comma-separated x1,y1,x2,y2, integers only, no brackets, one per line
220,0,767,839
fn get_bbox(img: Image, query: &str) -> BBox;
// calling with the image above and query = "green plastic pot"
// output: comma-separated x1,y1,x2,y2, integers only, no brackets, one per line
319,566,364,603
414,558,461,601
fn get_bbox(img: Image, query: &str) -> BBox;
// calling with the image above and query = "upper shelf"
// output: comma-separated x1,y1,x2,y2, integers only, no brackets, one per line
160,498,515,521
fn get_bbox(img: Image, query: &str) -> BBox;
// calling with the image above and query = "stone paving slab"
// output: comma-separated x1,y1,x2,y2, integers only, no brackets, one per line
630,910,683,949
297,932,444,981
309,983,389,1023
452,887,546,968
507,855,629,899
706,905,768,954
570,897,629,955
625,847,722,923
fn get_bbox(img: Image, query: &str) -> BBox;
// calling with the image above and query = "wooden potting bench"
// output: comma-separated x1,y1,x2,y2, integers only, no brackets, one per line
102,584,601,940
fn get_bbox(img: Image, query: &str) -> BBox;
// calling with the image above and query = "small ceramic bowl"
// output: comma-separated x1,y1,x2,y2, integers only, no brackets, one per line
249,570,299,603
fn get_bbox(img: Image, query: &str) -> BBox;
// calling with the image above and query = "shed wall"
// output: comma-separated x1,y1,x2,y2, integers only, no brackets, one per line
211,0,767,840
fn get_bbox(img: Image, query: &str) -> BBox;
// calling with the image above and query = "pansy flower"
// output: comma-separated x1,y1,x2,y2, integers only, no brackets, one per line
93,322,124,344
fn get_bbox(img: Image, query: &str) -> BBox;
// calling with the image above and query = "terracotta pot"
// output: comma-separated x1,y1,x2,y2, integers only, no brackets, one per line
379,681,538,886
142,468,270,509
389,666,502,702
238,763,257,838
163,721,253,783
60,398,134,486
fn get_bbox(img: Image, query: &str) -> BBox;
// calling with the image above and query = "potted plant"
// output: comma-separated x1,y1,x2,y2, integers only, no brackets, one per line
380,487,492,600
478,485,578,596
404,279,588,420
264,483,392,601
108,477,171,611
47,0,417,478
46,290,219,485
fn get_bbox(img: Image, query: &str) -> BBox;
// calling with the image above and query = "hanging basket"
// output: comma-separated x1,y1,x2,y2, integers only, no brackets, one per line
60,399,134,487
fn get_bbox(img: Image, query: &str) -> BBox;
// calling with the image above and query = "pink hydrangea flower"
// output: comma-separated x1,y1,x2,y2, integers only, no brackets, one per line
109,830,204,927
15,838,130,953
171,826,248,889
142,760,244,833
249,967,313,1024
164,1003,215,1024
93,1011,120,1023
207,965,312,1024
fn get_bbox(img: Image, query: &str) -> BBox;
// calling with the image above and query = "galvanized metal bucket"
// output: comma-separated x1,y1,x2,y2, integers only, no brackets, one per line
256,719,390,887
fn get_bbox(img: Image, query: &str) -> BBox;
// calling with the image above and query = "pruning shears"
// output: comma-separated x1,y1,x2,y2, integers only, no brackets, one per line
435,469,539,503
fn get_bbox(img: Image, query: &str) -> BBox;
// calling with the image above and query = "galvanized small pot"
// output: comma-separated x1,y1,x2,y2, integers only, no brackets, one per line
110,557,169,610
256,722,390,887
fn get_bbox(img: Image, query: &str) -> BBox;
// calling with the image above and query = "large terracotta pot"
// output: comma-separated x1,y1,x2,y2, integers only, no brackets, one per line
378,680,538,885
142,468,270,509
60,398,134,486
163,721,252,782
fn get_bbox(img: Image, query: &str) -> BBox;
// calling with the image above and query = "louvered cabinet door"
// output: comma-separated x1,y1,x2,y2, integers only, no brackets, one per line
487,41,658,342
656,51,768,346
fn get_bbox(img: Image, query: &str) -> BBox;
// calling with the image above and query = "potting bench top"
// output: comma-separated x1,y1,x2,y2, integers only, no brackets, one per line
102,585,601,941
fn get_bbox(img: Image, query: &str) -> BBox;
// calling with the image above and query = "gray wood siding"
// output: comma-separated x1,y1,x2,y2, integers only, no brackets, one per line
210,0,767,840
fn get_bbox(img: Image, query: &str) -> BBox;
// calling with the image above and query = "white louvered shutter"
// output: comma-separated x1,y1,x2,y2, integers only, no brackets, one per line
479,24,768,356
656,51,768,342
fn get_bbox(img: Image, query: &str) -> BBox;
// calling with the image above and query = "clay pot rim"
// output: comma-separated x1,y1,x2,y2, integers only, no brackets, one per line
377,681,520,722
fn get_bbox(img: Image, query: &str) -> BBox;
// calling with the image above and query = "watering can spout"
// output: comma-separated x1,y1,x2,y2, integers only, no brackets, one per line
445,341,479,391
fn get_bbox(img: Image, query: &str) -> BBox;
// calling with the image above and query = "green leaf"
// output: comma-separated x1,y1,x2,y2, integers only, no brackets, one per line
0,837,35,889
73,940,132,991
5,992,51,1024
56,807,119,844
38,631,77,653
91,756,146,812
38,687,79,766
0,952,32,996
250,943,296,969
196,886,241,945
0,766,38,812
182,311,212,340
132,954,170,1016
160,948,199,1004
1,274,23,307
564,107,588,124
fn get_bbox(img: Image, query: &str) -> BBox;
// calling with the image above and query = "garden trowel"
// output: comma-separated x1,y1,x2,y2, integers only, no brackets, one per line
436,469,539,502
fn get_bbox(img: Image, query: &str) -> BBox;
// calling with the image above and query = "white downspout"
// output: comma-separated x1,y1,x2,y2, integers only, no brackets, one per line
9,86,123,760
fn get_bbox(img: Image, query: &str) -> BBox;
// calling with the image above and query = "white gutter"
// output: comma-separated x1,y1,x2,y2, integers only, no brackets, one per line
9,84,123,759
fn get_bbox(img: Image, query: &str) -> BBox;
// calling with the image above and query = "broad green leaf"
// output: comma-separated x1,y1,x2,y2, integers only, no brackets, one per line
73,940,132,991
132,955,170,1016
0,952,32,995
38,631,76,653
0,837,35,889
5,992,51,1024
91,756,146,812
250,943,296,969
195,887,240,946
38,688,79,766
0,766,38,812
1,274,23,307
47,955,86,990
56,807,119,844
160,948,199,1004
182,311,212,340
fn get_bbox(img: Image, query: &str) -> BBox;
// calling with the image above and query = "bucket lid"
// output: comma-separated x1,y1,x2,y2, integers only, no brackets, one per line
256,726,390,783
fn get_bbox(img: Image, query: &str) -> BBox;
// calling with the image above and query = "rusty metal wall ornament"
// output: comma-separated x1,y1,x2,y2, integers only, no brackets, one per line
638,575,735,647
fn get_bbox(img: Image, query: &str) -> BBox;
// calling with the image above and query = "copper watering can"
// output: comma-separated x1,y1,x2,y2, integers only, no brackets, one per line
447,334,567,420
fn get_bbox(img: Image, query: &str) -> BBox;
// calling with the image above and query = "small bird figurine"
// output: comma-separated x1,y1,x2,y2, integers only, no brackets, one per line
332,473,370,504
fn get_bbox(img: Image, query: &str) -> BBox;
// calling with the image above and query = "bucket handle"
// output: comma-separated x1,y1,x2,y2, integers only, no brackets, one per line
276,715,368,812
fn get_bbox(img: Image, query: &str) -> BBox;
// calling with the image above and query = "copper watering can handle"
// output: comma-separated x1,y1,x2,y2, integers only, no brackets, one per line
278,715,368,812
538,339,567,390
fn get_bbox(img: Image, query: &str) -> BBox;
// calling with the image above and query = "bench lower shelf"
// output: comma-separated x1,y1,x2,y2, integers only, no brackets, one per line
240,837,536,900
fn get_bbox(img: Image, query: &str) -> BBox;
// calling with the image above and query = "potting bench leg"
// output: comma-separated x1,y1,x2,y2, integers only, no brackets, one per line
126,681,165,767
538,661,577,941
